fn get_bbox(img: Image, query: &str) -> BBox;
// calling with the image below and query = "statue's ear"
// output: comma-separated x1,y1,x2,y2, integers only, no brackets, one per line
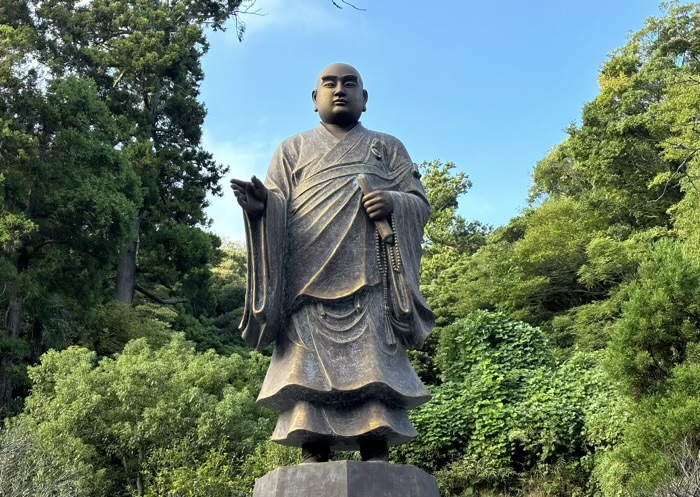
312,90,318,112
362,89,368,112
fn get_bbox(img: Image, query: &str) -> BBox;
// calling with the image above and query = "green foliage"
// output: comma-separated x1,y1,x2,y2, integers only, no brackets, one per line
420,160,485,255
398,313,552,473
398,312,623,496
0,0,252,415
0,59,142,412
548,228,666,352
416,160,489,383
0,426,96,497
673,159,700,266
435,457,515,497
73,303,176,356
437,311,553,383
205,242,249,354
597,363,700,496
29,0,244,306
420,160,490,292
532,40,675,230
7,336,273,496
517,459,596,497
145,447,236,497
607,239,700,396
230,441,302,496
0,174,36,252
426,198,610,332
144,444,251,497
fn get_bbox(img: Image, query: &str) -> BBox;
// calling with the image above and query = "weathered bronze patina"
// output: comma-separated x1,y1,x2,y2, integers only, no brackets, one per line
231,63,434,464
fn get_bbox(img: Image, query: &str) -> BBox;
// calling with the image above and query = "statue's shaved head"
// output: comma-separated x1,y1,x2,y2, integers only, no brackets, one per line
316,63,364,89
312,63,368,128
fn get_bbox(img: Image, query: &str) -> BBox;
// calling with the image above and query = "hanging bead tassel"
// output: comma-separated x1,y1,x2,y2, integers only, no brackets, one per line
376,229,396,345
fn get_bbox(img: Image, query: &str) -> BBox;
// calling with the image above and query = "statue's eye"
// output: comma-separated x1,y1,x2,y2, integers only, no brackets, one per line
345,81,357,87
323,82,335,88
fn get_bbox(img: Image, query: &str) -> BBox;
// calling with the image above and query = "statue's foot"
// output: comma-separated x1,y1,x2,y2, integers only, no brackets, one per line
360,438,388,462
302,441,330,463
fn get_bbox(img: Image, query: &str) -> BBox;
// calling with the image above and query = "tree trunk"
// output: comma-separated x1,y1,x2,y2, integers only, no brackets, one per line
29,318,43,364
0,289,24,414
1,291,24,417
114,216,141,304
4,290,23,339
1,248,29,418
136,448,144,497
0,355,14,418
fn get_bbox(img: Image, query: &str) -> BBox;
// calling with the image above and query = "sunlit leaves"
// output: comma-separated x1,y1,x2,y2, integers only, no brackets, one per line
9,335,272,496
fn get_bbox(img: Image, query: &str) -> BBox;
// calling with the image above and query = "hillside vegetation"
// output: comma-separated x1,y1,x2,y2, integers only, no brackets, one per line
3,2,700,496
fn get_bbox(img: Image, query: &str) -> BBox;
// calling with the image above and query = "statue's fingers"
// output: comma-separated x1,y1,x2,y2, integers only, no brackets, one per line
363,197,384,208
231,178,249,189
368,209,386,220
251,175,266,192
366,205,383,216
362,190,381,202
364,201,387,214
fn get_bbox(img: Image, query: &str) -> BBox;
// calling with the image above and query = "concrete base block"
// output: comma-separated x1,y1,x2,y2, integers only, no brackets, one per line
253,461,439,497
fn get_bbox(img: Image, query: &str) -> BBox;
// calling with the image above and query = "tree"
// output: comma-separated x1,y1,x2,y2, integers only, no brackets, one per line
420,160,489,286
28,0,244,307
0,0,253,416
7,335,272,496
0,11,141,413
0,427,87,497
424,197,611,334
607,240,700,397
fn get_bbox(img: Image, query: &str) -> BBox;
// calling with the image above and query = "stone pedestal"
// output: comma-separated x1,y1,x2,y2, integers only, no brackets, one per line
253,461,439,497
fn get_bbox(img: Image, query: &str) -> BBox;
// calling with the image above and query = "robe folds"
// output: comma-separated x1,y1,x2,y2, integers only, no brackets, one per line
240,123,435,450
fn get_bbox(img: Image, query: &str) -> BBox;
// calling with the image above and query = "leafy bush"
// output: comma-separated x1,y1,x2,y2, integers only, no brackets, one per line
5,335,273,496
607,240,700,396
398,312,623,496
597,363,700,496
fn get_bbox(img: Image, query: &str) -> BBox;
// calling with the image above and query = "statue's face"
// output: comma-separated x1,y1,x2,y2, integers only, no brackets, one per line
313,63,368,127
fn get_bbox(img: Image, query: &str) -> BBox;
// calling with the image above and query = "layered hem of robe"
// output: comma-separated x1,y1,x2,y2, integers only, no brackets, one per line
258,287,429,450
272,399,417,450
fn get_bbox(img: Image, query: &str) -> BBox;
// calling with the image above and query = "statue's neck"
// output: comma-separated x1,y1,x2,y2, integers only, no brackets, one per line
321,121,359,141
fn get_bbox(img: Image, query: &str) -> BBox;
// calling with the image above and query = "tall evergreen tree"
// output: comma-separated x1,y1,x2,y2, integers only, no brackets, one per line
0,8,141,414
30,0,246,307
0,0,249,416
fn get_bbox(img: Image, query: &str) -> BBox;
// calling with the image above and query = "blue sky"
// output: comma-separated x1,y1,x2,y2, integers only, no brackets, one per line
201,0,678,242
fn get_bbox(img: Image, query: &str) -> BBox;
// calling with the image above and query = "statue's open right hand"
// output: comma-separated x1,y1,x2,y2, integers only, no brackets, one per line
231,176,267,218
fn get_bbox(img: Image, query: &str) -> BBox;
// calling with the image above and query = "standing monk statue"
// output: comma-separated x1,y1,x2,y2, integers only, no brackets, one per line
231,63,434,464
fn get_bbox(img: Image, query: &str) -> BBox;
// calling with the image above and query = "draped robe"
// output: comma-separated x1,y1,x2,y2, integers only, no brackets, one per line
240,123,434,450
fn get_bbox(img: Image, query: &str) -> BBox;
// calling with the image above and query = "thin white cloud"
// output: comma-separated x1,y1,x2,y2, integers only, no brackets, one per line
203,129,278,242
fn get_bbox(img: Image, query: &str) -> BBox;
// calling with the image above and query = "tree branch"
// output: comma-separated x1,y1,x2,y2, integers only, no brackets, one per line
654,148,699,201
331,0,366,10
31,238,70,253
135,283,186,305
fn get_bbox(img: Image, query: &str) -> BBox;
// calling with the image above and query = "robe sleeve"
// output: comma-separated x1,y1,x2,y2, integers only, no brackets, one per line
384,139,435,350
388,170,434,350
239,145,291,351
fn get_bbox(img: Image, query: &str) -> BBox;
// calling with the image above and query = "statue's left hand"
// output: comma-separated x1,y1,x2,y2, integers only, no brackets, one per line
362,191,394,220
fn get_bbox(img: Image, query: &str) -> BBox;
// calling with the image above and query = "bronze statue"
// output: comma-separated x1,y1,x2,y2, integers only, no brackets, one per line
231,63,434,464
